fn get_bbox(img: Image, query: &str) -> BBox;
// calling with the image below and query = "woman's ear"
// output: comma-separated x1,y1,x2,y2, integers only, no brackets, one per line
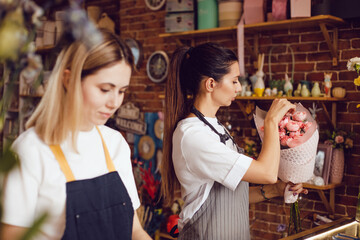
62,69,71,90
205,78,216,92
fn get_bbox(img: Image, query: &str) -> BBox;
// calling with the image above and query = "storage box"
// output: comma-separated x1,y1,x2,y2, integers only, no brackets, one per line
290,0,311,18
166,0,194,12
165,12,195,33
218,1,242,27
272,0,288,21
243,0,266,24
43,21,56,46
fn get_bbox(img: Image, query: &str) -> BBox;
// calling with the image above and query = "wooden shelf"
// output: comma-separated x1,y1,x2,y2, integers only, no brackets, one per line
303,182,343,190
35,45,55,53
19,94,43,98
234,96,342,129
159,15,345,66
159,15,344,38
235,96,345,101
7,108,19,113
159,93,342,129
303,183,344,219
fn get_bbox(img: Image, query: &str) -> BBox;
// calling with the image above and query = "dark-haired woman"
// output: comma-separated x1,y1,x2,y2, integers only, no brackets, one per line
161,43,307,239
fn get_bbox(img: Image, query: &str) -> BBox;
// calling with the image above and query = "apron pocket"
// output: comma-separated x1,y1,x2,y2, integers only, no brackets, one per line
74,202,134,240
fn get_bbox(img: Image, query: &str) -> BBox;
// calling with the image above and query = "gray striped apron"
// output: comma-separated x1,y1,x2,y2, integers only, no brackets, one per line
178,180,250,240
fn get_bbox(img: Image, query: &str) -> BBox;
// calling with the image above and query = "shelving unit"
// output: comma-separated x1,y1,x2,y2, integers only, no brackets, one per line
159,15,346,66
158,94,344,129
235,96,344,129
303,183,344,219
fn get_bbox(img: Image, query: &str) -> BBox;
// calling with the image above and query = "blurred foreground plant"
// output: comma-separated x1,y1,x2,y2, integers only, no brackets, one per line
1,0,102,238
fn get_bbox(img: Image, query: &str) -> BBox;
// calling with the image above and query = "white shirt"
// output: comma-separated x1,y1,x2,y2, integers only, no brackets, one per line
172,117,253,229
2,125,140,240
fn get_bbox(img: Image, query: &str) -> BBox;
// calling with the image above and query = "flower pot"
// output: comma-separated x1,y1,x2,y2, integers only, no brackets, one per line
330,148,344,184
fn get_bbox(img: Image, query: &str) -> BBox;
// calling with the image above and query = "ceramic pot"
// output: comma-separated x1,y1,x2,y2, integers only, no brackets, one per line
254,70,265,97
311,82,321,97
330,148,345,184
332,87,346,98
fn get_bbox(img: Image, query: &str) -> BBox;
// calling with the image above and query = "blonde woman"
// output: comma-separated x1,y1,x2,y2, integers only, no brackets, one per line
1,29,151,240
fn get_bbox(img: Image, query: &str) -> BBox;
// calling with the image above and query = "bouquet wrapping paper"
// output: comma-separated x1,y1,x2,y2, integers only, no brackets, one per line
254,103,319,203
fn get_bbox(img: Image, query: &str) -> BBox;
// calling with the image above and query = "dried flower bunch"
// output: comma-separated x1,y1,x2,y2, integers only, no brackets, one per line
347,57,360,86
325,129,353,150
347,57,360,108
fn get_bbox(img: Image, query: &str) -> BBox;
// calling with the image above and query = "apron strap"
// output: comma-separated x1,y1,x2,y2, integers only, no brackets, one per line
49,126,116,182
49,145,76,182
95,126,116,172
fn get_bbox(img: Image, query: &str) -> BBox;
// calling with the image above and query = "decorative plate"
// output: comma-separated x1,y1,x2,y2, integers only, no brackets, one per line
125,38,143,70
146,50,169,83
138,135,155,160
154,119,164,140
144,0,166,11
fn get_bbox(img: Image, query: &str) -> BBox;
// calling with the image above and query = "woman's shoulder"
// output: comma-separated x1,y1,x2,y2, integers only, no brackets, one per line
11,127,50,163
12,127,46,150
97,125,129,149
175,118,215,137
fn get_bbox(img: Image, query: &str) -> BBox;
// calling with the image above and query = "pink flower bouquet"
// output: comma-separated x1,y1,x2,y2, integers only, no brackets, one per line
254,103,319,203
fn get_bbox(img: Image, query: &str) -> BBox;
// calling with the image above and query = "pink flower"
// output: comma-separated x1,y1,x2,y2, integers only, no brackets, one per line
279,129,286,138
286,120,300,131
303,121,312,131
292,111,307,122
295,121,304,128
289,130,301,138
280,136,293,147
279,117,290,129
335,135,344,144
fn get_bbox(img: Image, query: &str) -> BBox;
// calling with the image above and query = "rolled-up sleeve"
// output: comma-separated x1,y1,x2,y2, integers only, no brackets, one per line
181,129,253,191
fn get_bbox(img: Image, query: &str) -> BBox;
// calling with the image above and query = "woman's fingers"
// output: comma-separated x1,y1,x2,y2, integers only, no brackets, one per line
267,99,296,123
289,183,308,195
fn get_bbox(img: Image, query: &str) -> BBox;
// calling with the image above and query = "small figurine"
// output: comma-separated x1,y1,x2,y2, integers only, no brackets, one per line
271,87,278,96
309,102,323,120
311,82,321,97
283,74,293,96
245,85,252,97
249,74,257,90
254,53,265,97
294,83,301,97
264,88,271,96
239,76,248,96
323,72,332,97
301,84,310,97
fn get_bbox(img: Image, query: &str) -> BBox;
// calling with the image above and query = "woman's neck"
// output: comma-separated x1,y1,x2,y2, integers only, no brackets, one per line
193,95,219,118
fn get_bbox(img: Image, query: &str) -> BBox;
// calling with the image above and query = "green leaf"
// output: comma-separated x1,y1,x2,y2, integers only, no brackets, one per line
20,213,48,240
0,144,18,173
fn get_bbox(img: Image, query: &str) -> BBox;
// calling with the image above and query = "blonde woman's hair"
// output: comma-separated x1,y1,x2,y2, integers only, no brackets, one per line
26,28,134,149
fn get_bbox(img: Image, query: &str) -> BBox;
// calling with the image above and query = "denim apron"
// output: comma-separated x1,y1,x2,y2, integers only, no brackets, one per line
49,127,134,240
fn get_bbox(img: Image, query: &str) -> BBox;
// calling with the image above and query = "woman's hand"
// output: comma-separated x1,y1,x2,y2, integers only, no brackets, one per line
265,98,296,125
275,181,309,197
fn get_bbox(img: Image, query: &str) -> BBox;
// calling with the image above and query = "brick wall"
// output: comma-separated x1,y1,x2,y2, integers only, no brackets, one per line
119,0,360,238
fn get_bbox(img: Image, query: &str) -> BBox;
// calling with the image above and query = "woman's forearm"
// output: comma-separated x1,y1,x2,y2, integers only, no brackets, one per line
249,184,280,204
